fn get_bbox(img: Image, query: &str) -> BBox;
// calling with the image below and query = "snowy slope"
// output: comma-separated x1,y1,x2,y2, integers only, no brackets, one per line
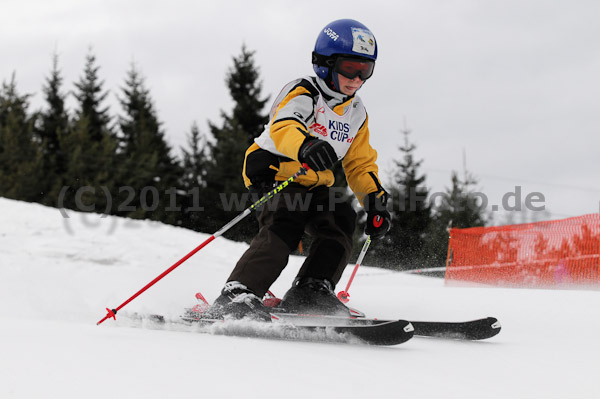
0,197,598,399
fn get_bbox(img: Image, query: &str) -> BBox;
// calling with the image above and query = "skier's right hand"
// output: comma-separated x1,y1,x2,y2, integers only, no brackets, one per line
298,137,337,172
364,192,391,240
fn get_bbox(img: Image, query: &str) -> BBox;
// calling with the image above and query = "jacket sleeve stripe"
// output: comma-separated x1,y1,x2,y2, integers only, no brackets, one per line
368,172,386,198
273,116,307,129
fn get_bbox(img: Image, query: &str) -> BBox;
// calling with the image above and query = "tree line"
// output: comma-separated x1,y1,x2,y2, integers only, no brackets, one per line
0,45,486,271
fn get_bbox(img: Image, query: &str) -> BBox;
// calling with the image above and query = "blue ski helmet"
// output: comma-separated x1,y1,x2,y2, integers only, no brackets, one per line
312,19,378,80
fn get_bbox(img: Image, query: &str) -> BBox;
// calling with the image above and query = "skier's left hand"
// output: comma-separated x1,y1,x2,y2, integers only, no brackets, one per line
364,192,391,240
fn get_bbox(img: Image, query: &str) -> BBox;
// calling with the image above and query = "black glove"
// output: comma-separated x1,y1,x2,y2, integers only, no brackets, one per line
298,137,337,172
364,192,391,240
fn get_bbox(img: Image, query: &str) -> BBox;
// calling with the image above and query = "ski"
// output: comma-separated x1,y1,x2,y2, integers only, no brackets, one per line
270,313,501,341
131,312,414,346
189,291,502,341
411,317,501,340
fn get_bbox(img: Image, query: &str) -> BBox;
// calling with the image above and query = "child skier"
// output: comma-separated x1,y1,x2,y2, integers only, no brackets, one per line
205,19,391,320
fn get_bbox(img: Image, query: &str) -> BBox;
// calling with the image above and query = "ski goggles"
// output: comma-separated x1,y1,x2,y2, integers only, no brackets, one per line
333,57,375,80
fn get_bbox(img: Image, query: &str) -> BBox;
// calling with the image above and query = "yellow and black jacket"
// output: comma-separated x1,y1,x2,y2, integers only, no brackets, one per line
243,76,385,206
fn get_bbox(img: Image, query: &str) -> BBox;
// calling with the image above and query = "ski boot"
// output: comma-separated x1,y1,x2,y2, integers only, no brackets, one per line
202,281,272,322
276,277,353,316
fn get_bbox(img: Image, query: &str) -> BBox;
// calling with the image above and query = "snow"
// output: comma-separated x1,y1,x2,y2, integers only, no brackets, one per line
0,197,598,399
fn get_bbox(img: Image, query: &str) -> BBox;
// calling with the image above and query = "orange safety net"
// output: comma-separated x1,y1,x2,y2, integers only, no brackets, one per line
445,214,600,288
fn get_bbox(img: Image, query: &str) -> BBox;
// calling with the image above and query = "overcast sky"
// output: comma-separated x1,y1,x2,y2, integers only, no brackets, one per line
2,0,599,222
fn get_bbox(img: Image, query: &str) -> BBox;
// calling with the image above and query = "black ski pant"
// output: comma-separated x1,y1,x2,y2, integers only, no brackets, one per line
227,184,356,297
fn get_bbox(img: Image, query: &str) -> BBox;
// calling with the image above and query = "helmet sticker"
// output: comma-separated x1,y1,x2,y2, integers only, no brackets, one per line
351,28,375,56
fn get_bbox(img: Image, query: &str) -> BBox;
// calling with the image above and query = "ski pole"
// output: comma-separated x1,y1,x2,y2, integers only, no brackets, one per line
97,166,309,325
337,234,373,303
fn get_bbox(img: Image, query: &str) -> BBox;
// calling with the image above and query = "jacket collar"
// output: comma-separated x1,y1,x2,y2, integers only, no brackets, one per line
313,76,354,106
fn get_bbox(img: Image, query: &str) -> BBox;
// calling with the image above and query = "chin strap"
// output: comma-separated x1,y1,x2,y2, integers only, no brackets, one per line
331,73,341,92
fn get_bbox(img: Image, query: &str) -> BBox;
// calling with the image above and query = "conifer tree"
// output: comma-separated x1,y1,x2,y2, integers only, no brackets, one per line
442,171,487,228
37,54,69,158
35,53,70,206
180,122,210,231
181,122,207,190
425,171,487,267
62,51,118,213
0,74,44,202
369,126,431,269
226,44,270,143
203,45,269,239
73,50,111,143
207,46,270,193
116,64,182,224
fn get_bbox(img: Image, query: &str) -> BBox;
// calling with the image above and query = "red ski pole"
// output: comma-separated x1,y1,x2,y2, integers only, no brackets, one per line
97,166,309,325
337,234,372,303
